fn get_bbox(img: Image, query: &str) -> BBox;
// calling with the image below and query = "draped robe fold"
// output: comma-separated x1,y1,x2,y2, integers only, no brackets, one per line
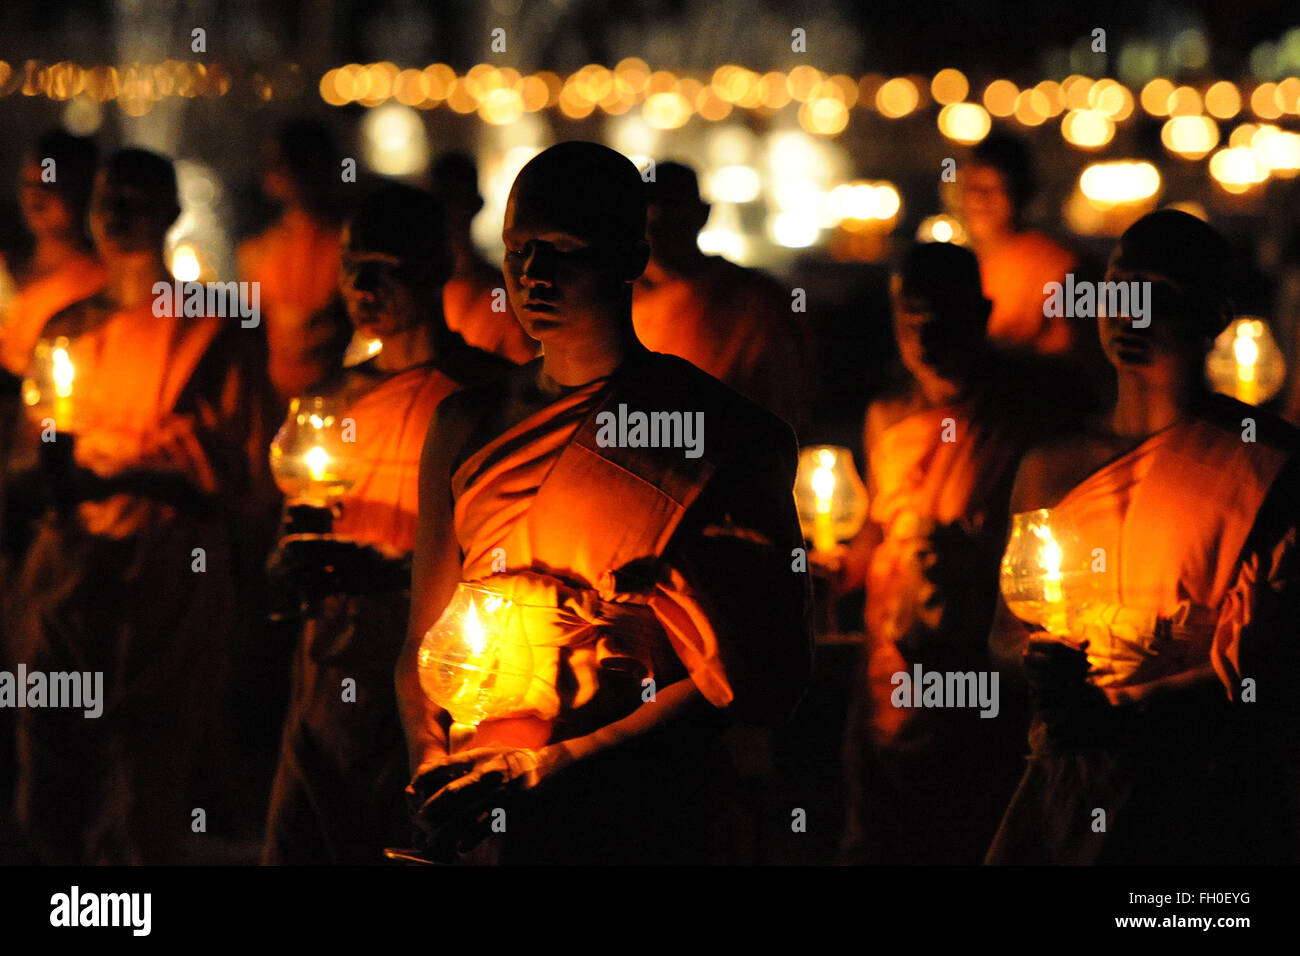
439,351,812,862
987,398,1300,864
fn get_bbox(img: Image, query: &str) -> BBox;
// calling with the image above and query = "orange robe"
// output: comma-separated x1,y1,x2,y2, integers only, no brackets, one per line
442,258,536,365
11,294,273,864
0,252,107,375
978,231,1077,356
441,350,812,862
988,397,1300,864
238,210,348,398
263,348,507,864
841,396,1029,864
633,256,811,432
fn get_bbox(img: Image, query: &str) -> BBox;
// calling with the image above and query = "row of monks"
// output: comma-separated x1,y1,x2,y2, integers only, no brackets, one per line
0,125,1296,865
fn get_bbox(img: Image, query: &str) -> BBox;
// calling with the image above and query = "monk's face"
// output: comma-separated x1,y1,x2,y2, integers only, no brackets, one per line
891,276,986,384
89,171,174,260
339,224,429,338
18,157,76,238
502,176,647,345
1100,258,1207,389
959,165,1015,244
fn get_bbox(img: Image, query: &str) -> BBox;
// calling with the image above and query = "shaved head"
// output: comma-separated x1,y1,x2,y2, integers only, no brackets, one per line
509,142,646,248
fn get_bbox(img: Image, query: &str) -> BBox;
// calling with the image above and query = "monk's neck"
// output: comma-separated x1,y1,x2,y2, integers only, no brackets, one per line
373,322,437,375
105,254,169,310
1111,373,1198,437
540,324,639,387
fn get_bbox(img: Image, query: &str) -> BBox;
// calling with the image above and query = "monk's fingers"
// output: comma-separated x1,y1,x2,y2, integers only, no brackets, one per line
419,770,508,829
410,757,480,803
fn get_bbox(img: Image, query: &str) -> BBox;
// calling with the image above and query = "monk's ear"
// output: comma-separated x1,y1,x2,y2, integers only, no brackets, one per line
623,237,651,282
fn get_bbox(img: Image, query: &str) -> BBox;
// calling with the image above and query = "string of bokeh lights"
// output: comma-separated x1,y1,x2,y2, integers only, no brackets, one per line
6,57,1300,254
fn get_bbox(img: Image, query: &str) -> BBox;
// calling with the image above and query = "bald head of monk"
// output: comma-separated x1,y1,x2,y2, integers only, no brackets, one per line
340,183,452,341
1102,209,1233,391
891,241,991,387
89,148,180,262
644,161,710,279
502,142,649,357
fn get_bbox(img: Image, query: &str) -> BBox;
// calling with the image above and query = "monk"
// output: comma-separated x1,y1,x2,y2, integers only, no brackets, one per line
958,133,1079,358
429,152,537,365
832,243,1056,864
633,161,811,432
0,131,107,377
238,118,351,402
262,185,509,864
394,142,812,864
8,149,275,864
986,210,1300,864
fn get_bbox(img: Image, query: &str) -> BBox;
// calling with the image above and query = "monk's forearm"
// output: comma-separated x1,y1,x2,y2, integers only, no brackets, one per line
395,642,447,770
550,678,712,766
1102,663,1221,709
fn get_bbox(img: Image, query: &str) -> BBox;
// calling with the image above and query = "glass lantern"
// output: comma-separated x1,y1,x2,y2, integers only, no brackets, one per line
268,396,356,506
417,582,535,727
1205,317,1286,406
999,508,1093,637
21,336,79,432
794,445,870,554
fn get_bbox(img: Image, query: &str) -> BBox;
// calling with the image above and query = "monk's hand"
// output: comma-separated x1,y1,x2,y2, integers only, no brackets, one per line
140,414,219,494
276,535,410,598
1024,637,1112,745
408,745,570,853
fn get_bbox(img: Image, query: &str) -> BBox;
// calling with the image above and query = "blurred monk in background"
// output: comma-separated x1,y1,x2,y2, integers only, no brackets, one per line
429,152,537,365
830,242,1062,864
0,131,107,379
239,118,351,402
9,149,276,864
958,133,1080,358
633,161,811,433
396,142,812,864
262,185,508,864
986,210,1300,864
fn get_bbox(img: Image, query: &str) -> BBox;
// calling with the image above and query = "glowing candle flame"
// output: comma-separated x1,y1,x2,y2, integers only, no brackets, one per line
463,597,486,656
811,448,836,514
304,445,331,482
1033,525,1064,605
51,347,74,398
1234,322,1260,382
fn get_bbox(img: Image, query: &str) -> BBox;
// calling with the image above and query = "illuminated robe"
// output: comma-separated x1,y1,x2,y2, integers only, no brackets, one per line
0,252,108,375
633,256,811,432
263,343,507,864
987,396,1300,864
439,349,812,863
442,258,536,365
978,231,1077,356
238,210,349,398
841,394,1030,864
10,293,273,864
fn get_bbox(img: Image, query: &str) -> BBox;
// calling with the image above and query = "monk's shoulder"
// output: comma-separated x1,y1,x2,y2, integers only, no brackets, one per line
1013,429,1112,510
1199,393,1300,453
642,351,795,458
